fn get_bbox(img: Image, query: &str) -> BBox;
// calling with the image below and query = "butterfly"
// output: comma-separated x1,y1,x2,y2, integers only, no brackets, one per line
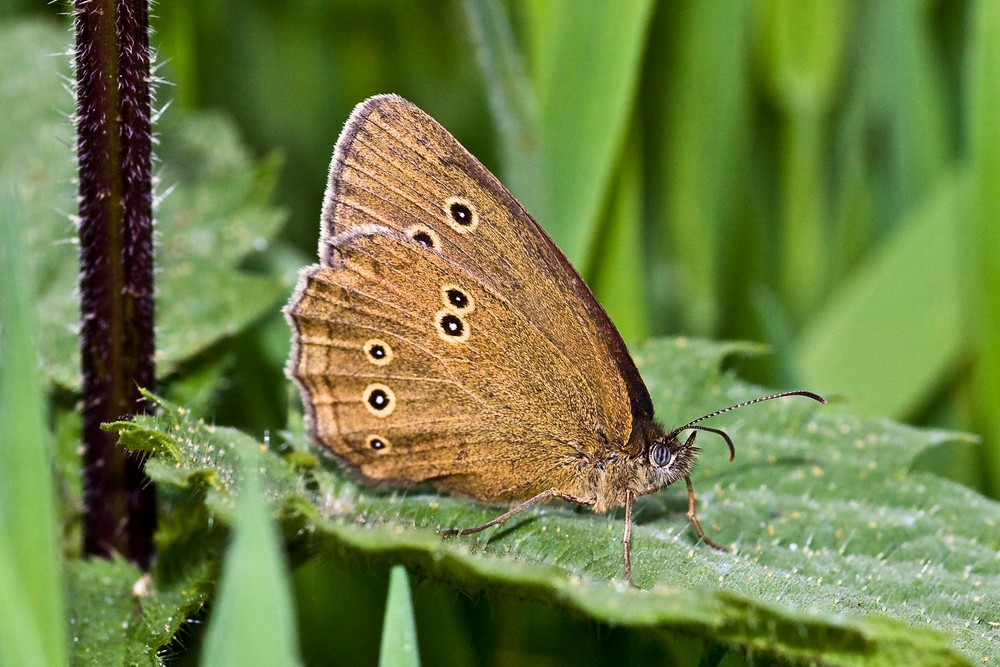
285,94,825,583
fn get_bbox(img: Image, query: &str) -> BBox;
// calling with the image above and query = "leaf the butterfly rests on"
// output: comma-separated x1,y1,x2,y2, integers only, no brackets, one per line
286,94,825,583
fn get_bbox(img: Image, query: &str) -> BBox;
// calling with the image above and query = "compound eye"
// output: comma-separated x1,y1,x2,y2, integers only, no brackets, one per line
650,443,672,467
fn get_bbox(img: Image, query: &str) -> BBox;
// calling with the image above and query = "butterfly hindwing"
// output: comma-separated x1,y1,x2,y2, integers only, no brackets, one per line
290,227,596,501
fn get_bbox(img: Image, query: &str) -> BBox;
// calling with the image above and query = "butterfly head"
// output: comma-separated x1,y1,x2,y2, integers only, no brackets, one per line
642,429,701,489
639,390,827,494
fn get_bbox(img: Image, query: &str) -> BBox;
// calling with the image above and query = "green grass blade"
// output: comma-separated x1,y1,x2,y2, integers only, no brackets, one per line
966,0,1000,497
379,566,421,667
795,175,962,418
589,131,648,341
758,0,851,319
200,454,303,667
0,541,49,666
524,0,655,269
461,0,545,221
0,190,67,667
863,1,950,214
653,0,752,336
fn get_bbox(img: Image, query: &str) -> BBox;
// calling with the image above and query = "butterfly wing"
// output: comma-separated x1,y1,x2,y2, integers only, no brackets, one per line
287,94,654,504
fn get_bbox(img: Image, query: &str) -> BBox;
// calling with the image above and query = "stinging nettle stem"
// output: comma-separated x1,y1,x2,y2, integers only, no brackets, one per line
75,0,157,568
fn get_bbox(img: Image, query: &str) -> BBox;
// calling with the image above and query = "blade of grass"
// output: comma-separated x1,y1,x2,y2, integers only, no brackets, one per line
654,0,752,336
589,129,648,341
966,0,1000,497
200,453,303,667
522,0,655,270
829,92,877,282
863,1,950,219
0,191,67,667
758,0,851,320
461,0,544,221
0,540,50,667
379,566,421,667
795,174,963,418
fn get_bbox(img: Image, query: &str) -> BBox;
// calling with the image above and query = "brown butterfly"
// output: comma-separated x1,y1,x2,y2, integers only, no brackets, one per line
286,94,825,583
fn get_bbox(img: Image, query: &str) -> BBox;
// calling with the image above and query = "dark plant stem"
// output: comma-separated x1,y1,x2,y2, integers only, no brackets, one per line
75,0,157,568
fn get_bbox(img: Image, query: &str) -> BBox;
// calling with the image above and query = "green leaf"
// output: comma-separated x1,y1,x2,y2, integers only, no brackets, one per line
110,340,993,664
201,452,303,667
0,20,78,389
143,114,291,384
100,419,182,461
379,566,421,667
0,21,290,390
66,557,211,666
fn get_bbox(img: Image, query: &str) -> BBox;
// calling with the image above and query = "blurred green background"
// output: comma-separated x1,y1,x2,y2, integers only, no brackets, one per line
10,0,998,499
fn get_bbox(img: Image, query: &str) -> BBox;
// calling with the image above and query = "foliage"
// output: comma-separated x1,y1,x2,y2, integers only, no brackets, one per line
147,0,999,499
3,5,1000,666
102,342,997,664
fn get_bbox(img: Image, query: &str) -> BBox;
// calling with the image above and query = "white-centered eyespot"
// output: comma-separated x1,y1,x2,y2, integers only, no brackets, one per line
443,196,479,233
440,284,475,314
406,224,441,250
362,383,396,417
363,338,394,366
366,434,390,452
435,309,470,343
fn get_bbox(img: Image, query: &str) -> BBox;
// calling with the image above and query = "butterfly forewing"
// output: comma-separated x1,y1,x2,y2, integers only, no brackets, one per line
327,96,651,418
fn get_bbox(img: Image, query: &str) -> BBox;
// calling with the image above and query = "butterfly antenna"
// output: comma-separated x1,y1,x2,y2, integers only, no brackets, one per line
668,390,826,461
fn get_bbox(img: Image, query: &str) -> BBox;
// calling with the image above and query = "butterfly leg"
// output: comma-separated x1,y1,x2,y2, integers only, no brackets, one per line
684,476,727,551
441,488,582,537
623,490,635,584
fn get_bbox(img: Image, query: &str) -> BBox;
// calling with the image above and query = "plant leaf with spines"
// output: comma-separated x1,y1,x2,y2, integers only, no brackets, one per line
107,340,996,665
66,557,212,667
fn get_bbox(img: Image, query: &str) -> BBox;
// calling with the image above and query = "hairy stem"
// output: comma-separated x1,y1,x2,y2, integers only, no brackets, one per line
75,0,156,567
